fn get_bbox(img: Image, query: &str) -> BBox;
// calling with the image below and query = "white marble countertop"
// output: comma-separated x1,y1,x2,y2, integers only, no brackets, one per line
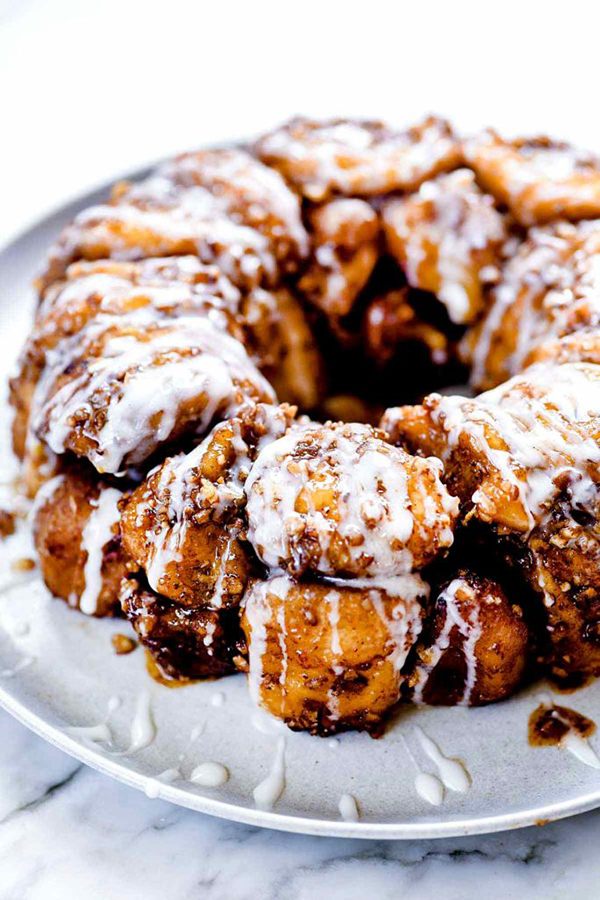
4,1,600,896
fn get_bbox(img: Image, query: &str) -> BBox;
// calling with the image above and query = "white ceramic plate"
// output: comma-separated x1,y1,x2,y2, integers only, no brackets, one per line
1,175,600,840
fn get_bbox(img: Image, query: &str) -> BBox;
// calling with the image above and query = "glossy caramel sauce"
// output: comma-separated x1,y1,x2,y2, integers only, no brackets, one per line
145,650,196,689
529,701,596,748
546,671,593,694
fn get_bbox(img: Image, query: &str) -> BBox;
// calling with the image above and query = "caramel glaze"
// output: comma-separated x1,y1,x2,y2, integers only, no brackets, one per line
529,701,596,748
145,650,197,689
546,671,593,694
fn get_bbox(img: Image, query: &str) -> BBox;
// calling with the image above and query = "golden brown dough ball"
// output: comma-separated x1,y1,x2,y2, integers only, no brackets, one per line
363,288,450,365
121,403,296,607
405,570,528,705
12,257,248,460
525,509,600,681
241,574,426,735
120,575,241,682
463,221,600,391
383,169,507,325
159,148,309,271
39,148,308,294
523,328,600,370
245,420,459,578
11,258,321,460
33,466,128,617
298,198,379,327
260,287,324,410
32,313,275,475
255,116,462,201
382,361,600,536
384,365,600,686
465,130,600,226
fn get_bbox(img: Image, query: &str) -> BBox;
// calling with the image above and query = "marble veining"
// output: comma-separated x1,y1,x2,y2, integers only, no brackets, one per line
0,707,597,899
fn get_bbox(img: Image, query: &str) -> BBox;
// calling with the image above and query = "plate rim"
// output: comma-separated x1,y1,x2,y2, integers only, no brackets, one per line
2,169,600,841
3,679,600,840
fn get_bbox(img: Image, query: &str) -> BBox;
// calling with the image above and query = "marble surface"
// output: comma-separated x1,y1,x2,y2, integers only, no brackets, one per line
0,705,597,900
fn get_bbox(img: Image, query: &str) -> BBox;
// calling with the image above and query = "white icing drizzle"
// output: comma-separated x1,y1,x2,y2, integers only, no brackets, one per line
79,486,122,615
37,258,243,333
414,726,471,791
134,404,291,600
327,590,342,656
251,709,286,736
244,572,425,718
430,361,600,533
161,147,309,260
64,696,120,747
253,736,286,811
210,691,226,708
469,221,600,386
28,473,66,523
412,578,481,706
401,735,444,806
0,655,34,678
65,723,112,745
34,313,274,474
210,533,238,610
465,132,600,225
177,722,206,761
123,691,156,755
276,600,288,692
190,761,230,787
244,575,292,707
384,169,505,324
56,194,279,289
325,588,342,720
338,793,360,822
365,582,425,673
245,422,457,577
562,732,600,769
144,768,182,798
257,117,458,199
413,769,444,806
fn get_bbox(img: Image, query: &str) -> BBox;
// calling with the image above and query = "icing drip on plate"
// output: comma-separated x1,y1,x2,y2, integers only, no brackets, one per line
338,793,360,822
414,726,471,791
253,736,286,810
190,761,229,787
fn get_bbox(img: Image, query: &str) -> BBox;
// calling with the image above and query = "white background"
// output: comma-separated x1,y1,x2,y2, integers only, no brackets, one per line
1,0,599,247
